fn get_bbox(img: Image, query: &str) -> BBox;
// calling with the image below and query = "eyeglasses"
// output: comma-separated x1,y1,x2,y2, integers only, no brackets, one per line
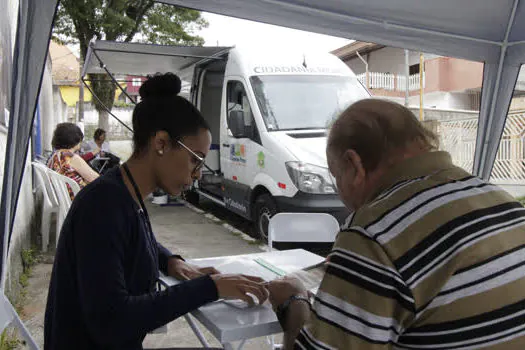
177,140,206,176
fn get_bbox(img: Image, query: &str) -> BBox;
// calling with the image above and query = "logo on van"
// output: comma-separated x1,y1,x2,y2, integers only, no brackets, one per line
253,66,344,74
230,144,247,164
224,197,248,214
257,151,265,168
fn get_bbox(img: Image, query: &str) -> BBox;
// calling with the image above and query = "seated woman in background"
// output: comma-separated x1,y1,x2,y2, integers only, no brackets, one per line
82,128,121,174
48,123,99,198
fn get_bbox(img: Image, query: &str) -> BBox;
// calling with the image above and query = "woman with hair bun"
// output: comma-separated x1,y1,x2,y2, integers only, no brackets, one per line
44,73,268,350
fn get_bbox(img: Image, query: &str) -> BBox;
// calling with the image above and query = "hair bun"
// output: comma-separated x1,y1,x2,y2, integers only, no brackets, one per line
139,72,182,99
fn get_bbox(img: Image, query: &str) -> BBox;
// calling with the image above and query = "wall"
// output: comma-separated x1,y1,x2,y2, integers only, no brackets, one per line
424,57,483,93
0,0,41,302
58,84,124,108
82,105,134,141
344,47,439,75
408,106,479,122
40,55,70,154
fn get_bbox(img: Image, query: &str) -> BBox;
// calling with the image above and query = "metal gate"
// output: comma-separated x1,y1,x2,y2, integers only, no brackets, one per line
438,111,525,181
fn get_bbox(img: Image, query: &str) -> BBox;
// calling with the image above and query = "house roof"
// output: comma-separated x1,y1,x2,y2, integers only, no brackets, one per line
331,41,384,61
49,41,80,85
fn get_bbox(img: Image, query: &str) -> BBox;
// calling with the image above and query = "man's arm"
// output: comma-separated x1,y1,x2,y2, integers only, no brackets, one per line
271,229,415,349
282,299,311,349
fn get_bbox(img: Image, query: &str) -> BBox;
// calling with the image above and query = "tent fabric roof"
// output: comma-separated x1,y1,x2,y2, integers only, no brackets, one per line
82,40,231,77
158,0,524,65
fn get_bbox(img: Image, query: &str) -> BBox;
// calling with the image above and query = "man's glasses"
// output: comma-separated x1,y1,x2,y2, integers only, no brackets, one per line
177,140,206,176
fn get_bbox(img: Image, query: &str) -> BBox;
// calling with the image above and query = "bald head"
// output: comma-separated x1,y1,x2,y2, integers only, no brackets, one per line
327,99,438,172
326,99,438,211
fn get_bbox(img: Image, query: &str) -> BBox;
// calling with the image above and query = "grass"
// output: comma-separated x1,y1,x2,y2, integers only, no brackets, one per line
0,248,38,349
518,197,525,207
0,330,21,350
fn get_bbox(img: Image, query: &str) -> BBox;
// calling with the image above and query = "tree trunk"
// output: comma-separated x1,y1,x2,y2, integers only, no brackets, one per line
98,109,110,132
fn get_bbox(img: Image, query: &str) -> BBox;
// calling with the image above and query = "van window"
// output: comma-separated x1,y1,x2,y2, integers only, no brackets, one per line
250,75,369,131
226,81,260,143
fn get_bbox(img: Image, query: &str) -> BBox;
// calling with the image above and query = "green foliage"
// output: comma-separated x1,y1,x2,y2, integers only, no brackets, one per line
0,249,39,348
52,1,208,116
113,100,135,108
21,249,36,273
0,330,21,350
518,196,525,207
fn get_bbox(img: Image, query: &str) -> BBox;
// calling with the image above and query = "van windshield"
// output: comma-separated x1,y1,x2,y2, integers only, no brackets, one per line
250,75,369,131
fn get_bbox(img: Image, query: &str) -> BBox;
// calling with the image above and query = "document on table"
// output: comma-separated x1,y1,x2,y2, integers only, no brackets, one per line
214,256,325,308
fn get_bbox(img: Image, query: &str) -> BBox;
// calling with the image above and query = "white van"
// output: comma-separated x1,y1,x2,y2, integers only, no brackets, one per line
183,47,370,240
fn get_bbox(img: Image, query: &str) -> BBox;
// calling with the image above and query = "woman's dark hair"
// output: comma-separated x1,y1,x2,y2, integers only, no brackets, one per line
51,123,84,150
93,128,106,141
132,72,209,153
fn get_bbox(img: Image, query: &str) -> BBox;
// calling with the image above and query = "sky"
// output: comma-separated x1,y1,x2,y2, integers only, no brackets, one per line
67,12,352,60
198,12,351,53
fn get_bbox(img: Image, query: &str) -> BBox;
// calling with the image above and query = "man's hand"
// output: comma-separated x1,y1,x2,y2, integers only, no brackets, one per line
167,258,220,280
268,277,308,310
268,277,310,349
211,274,269,306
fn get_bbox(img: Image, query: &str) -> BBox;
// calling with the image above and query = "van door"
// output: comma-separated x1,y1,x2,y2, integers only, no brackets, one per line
221,79,262,219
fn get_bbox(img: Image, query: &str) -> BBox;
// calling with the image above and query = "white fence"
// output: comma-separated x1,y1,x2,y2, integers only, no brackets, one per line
357,72,424,91
438,111,525,181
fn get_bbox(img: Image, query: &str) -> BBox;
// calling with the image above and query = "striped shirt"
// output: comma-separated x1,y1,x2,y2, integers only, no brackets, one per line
296,151,525,349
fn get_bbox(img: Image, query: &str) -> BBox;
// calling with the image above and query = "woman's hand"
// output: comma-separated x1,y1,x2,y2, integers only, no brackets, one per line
167,258,220,280
211,274,269,306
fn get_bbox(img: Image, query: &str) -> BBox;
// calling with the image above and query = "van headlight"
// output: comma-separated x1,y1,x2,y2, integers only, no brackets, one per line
286,162,336,194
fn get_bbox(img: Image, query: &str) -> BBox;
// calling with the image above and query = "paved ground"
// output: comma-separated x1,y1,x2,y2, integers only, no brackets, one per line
21,201,278,349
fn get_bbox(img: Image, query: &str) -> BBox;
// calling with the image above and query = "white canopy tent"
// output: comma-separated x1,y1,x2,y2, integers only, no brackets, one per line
3,0,525,282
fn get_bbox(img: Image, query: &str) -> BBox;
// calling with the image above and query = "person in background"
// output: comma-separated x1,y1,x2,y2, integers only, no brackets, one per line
86,128,111,153
47,123,99,198
269,99,525,349
79,145,101,163
82,128,121,173
44,73,268,350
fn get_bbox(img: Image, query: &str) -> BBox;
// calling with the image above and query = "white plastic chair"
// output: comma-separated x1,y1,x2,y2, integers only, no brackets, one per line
32,162,59,252
0,289,39,349
267,212,340,349
267,212,340,251
47,171,81,246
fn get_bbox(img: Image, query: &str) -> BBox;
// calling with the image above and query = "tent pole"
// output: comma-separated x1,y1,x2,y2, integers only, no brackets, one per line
478,0,519,177
419,53,424,121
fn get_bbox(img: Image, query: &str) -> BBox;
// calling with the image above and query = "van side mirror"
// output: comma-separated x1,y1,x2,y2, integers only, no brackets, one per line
228,110,247,138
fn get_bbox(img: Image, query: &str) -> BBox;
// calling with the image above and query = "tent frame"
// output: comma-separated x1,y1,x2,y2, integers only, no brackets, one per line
4,0,525,288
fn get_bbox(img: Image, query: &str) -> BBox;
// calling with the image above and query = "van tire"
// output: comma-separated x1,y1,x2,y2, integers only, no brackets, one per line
254,194,278,242
184,190,200,206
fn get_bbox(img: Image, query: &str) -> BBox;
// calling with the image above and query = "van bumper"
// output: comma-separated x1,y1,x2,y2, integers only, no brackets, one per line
274,192,349,225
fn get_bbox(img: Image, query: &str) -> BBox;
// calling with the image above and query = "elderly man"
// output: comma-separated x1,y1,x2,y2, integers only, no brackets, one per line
269,99,525,349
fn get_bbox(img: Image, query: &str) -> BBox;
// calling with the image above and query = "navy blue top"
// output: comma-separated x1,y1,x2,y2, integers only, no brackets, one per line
44,167,218,350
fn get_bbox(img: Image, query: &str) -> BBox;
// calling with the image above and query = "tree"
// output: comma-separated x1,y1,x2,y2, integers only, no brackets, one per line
53,1,208,130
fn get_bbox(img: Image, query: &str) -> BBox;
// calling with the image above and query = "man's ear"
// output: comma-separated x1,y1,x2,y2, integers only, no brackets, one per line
344,149,366,183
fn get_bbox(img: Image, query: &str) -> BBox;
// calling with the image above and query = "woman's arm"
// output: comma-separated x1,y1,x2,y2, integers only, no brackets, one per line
69,154,100,183
73,190,218,346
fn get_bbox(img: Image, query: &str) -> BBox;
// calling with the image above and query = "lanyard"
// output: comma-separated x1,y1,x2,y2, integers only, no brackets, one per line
122,163,153,232
122,163,159,281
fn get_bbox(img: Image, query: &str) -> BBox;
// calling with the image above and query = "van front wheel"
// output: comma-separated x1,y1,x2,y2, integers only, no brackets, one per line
254,194,278,243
